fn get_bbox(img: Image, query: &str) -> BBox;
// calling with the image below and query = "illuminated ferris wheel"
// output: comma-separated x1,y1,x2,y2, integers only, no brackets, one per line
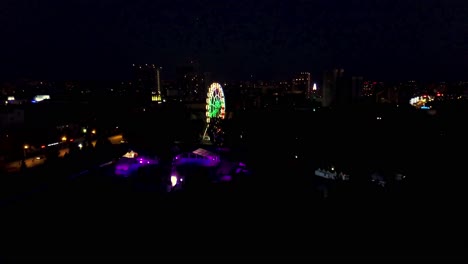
206,83,226,122
203,83,226,141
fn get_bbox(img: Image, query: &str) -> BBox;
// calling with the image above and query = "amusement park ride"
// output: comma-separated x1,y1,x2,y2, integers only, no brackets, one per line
202,83,226,144
113,84,249,188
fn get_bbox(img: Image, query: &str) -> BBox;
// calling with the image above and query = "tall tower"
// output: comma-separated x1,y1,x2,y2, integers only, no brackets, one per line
152,67,162,103
132,64,162,104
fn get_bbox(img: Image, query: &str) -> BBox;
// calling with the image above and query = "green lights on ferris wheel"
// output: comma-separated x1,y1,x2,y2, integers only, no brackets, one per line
206,83,226,123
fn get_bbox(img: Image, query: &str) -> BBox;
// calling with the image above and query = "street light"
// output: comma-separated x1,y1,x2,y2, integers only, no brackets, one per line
91,129,96,134
61,136,67,141
23,144,29,160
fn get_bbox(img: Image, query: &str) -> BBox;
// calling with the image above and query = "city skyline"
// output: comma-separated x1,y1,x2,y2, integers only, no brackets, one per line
0,0,467,82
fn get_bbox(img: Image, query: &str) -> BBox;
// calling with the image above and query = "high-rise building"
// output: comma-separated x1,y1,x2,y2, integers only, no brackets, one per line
132,64,162,103
351,76,364,102
322,69,344,107
362,81,375,97
292,72,311,98
374,82,387,103
176,61,205,102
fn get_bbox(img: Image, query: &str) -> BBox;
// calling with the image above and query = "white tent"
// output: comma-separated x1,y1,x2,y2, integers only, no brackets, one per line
192,148,218,160
122,150,138,158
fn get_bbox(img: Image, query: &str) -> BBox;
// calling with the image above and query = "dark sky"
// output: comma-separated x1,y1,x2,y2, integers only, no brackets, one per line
0,0,467,81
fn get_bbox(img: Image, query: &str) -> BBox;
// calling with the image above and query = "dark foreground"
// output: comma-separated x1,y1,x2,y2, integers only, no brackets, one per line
1,164,465,261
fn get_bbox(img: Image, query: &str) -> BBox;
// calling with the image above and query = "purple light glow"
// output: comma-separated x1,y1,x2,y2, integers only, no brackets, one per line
221,175,232,182
139,160,143,164
116,165,129,170
115,164,131,175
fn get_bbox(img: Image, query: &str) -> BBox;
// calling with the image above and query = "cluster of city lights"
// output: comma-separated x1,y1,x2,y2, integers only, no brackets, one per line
409,95,434,109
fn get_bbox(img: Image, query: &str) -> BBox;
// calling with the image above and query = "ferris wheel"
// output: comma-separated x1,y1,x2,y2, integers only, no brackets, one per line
203,83,226,141
205,83,226,123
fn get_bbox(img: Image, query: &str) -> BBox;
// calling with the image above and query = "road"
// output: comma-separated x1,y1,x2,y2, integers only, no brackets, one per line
4,134,123,172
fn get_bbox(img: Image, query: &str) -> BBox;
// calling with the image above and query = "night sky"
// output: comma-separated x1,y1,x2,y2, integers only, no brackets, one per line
0,0,467,81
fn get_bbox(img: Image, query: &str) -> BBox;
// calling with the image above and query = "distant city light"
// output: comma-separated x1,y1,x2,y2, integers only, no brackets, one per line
7,96,15,101
312,83,317,91
33,95,50,102
410,95,434,109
